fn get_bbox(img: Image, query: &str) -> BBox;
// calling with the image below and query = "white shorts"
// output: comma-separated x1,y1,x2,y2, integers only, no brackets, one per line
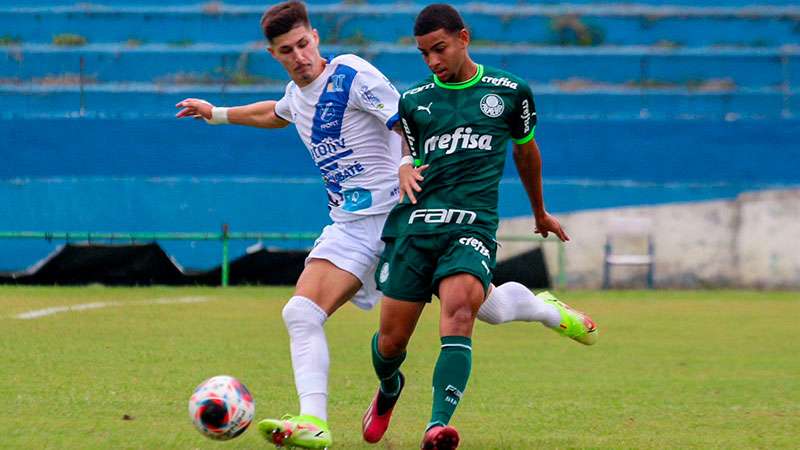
305,213,388,310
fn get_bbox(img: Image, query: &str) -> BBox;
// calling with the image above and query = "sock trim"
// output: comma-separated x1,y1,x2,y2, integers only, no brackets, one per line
441,343,472,350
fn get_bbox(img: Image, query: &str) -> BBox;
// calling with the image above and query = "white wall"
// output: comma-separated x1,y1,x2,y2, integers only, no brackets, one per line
497,189,800,289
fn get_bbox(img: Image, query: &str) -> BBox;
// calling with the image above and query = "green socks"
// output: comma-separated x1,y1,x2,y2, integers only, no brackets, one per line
371,332,406,396
428,336,472,429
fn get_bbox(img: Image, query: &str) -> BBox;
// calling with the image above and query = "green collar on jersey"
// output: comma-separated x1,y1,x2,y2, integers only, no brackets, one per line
433,64,484,90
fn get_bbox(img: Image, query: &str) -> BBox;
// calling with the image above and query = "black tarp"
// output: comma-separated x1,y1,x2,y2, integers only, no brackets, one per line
0,243,187,285
493,247,550,289
0,243,549,288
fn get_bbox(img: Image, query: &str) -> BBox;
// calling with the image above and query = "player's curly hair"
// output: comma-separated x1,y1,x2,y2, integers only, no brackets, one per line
261,1,310,42
414,4,466,36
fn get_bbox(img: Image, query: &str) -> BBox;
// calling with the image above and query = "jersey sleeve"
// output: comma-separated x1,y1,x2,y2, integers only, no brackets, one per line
397,95,421,163
509,81,537,145
351,67,401,130
274,83,294,123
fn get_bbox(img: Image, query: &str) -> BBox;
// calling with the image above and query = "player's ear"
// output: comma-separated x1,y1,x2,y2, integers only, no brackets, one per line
458,28,470,47
312,28,320,46
266,44,275,58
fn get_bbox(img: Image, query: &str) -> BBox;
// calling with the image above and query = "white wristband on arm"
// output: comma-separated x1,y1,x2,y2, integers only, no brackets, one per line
205,107,229,125
399,155,414,167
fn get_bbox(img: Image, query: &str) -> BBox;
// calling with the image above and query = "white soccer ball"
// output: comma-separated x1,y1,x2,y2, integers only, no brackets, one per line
188,375,255,440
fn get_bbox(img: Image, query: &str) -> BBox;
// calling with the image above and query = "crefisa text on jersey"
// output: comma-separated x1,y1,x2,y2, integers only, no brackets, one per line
481,76,518,89
424,127,494,155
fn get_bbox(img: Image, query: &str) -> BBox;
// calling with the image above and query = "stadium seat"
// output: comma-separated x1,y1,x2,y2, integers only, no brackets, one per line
603,217,655,289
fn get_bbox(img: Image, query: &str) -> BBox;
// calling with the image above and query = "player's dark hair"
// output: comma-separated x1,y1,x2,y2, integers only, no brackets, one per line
413,4,466,36
261,1,310,42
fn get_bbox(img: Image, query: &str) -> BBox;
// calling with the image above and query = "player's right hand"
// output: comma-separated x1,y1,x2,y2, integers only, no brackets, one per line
398,163,429,204
535,213,570,242
175,98,213,121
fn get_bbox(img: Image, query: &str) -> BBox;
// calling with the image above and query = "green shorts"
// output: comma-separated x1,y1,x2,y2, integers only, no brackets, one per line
375,232,497,302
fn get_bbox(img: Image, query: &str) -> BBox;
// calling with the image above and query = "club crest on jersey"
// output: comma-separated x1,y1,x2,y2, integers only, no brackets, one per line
327,74,345,93
480,94,504,118
379,262,390,283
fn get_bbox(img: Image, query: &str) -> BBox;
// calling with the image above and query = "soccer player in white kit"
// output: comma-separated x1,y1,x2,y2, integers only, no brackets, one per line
176,2,596,448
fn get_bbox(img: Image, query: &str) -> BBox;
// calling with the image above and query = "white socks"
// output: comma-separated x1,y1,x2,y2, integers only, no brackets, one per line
282,296,330,421
477,282,562,328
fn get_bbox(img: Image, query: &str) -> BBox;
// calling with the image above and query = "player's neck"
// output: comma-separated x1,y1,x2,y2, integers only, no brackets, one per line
451,59,479,84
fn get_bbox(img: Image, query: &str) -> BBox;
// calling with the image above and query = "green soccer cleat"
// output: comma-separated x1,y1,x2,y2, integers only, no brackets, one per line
257,414,332,449
538,291,598,346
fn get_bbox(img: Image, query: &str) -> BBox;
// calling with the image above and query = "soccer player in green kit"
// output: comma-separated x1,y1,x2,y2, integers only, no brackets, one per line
361,4,597,449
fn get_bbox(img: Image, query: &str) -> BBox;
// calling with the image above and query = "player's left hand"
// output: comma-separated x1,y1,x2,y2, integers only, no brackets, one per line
175,98,213,121
535,213,570,242
398,163,429,204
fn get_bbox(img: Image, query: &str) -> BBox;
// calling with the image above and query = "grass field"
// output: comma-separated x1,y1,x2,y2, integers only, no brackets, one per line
1,286,798,449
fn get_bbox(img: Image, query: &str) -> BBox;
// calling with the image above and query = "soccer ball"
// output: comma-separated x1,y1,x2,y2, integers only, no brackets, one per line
188,375,255,440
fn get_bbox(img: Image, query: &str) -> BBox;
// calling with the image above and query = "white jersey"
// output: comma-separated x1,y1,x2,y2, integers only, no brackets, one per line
275,54,402,223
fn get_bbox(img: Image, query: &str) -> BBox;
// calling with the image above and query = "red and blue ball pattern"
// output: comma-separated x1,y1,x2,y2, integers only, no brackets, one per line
188,375,255,440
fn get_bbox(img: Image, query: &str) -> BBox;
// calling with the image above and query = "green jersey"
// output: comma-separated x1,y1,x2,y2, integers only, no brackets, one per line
382,64,537,240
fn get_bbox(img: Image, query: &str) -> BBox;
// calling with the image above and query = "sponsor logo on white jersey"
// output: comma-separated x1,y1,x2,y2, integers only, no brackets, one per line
310,136,347,159
481,76,518,89
359,85,385,110
408,208,477,225
423,127,493,155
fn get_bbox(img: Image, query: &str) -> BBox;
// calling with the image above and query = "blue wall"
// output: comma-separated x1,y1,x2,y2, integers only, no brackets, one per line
3,118,800,183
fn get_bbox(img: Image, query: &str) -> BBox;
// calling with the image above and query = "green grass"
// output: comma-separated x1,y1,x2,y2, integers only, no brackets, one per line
1,287,798,449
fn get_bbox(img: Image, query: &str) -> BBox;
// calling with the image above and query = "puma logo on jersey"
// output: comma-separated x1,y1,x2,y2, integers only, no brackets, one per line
417,102,433,114
423,127,493,155
408,208,477,225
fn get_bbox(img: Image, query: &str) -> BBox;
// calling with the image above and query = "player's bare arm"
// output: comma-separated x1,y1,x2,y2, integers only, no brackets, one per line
392,121,429,204
512,138,570,242
175,98,290,129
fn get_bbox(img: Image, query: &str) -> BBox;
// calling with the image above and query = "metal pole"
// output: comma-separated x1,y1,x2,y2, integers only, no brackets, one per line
558,241,566,290
221,224,230,287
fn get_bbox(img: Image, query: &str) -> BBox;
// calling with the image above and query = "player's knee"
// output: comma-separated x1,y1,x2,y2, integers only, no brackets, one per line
442,302,477,324
282,296,327,330
378,332,409,358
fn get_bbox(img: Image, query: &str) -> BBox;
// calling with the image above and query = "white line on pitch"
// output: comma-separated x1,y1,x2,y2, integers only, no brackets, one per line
13,296,210,320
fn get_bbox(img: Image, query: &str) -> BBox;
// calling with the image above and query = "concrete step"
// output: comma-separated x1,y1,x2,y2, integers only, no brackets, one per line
3,44,798,89
2,4,798,46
